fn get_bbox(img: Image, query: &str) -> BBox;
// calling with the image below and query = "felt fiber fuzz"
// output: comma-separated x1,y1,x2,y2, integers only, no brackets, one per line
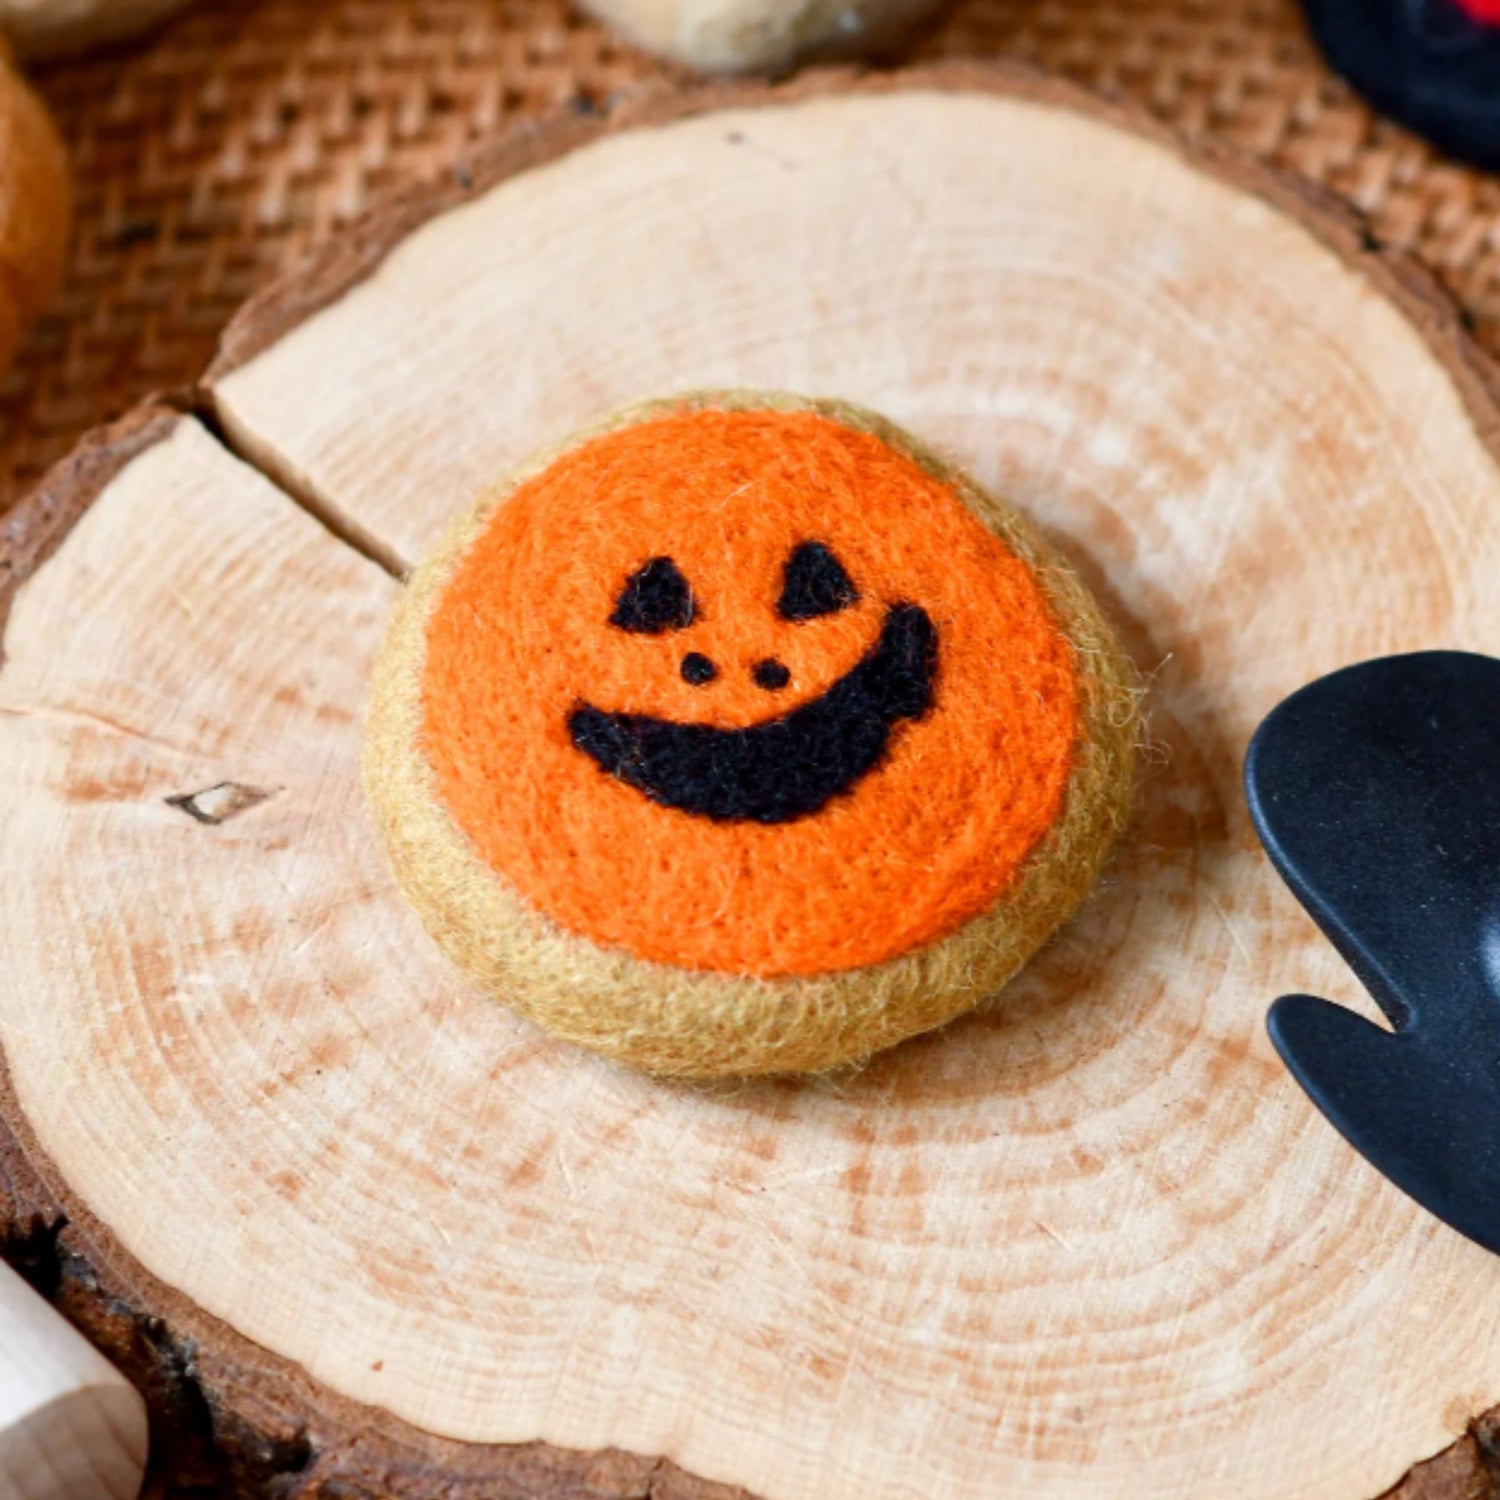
363,391,1140,1078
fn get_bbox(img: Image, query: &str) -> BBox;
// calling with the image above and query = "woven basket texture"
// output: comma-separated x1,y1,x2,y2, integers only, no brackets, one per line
8,0,1500,519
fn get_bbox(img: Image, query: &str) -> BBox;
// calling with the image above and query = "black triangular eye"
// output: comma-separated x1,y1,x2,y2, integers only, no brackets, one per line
778,542,859,621
610,556,695,633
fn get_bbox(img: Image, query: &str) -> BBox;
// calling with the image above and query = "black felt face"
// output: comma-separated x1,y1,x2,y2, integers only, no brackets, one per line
569,543,937,824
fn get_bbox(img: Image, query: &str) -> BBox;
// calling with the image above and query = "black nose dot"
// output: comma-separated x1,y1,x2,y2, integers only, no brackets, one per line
753,659,791,691
681,652,717,686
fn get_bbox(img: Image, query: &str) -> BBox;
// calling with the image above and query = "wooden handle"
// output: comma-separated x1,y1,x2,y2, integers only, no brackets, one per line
0,1260,146,1500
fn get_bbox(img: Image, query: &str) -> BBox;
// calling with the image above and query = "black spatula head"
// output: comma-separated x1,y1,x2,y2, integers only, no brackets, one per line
1299,0,1500,172
1245,651,1500,1254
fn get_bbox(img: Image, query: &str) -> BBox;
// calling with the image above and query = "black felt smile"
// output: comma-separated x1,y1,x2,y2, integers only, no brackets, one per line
568,604,938,824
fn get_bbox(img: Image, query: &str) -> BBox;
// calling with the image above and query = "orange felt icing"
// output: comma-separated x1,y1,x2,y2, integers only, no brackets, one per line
420,407,1079,977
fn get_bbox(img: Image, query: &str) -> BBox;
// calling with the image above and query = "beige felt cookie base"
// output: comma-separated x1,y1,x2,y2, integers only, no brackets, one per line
364,390,1139,1079
7,60,1500,1500
576,0,946,74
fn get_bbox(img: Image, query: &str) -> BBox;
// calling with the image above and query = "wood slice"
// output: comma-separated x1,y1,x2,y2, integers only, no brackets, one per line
6,63,1500,1500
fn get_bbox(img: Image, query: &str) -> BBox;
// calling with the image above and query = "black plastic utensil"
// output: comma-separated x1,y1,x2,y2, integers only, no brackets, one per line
1245,650,1500,1255
1299,0,1500,172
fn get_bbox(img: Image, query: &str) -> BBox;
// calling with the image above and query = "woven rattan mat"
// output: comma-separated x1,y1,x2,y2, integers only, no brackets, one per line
9,0,1500,520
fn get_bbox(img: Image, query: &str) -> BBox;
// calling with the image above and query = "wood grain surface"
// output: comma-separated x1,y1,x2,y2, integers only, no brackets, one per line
5,65,1500,1500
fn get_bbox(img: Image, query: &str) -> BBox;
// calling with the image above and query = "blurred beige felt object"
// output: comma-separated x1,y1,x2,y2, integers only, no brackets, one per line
0,1259,148,1500
0,0,196,59
0,37,68,371
578,0,947,71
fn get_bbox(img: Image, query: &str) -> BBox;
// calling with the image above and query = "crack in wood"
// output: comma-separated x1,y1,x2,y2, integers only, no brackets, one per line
164,781,276,826
188,386,410,582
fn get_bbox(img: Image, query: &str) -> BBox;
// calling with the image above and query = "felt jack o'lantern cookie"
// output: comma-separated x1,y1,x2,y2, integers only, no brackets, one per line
365,393,1138,1078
